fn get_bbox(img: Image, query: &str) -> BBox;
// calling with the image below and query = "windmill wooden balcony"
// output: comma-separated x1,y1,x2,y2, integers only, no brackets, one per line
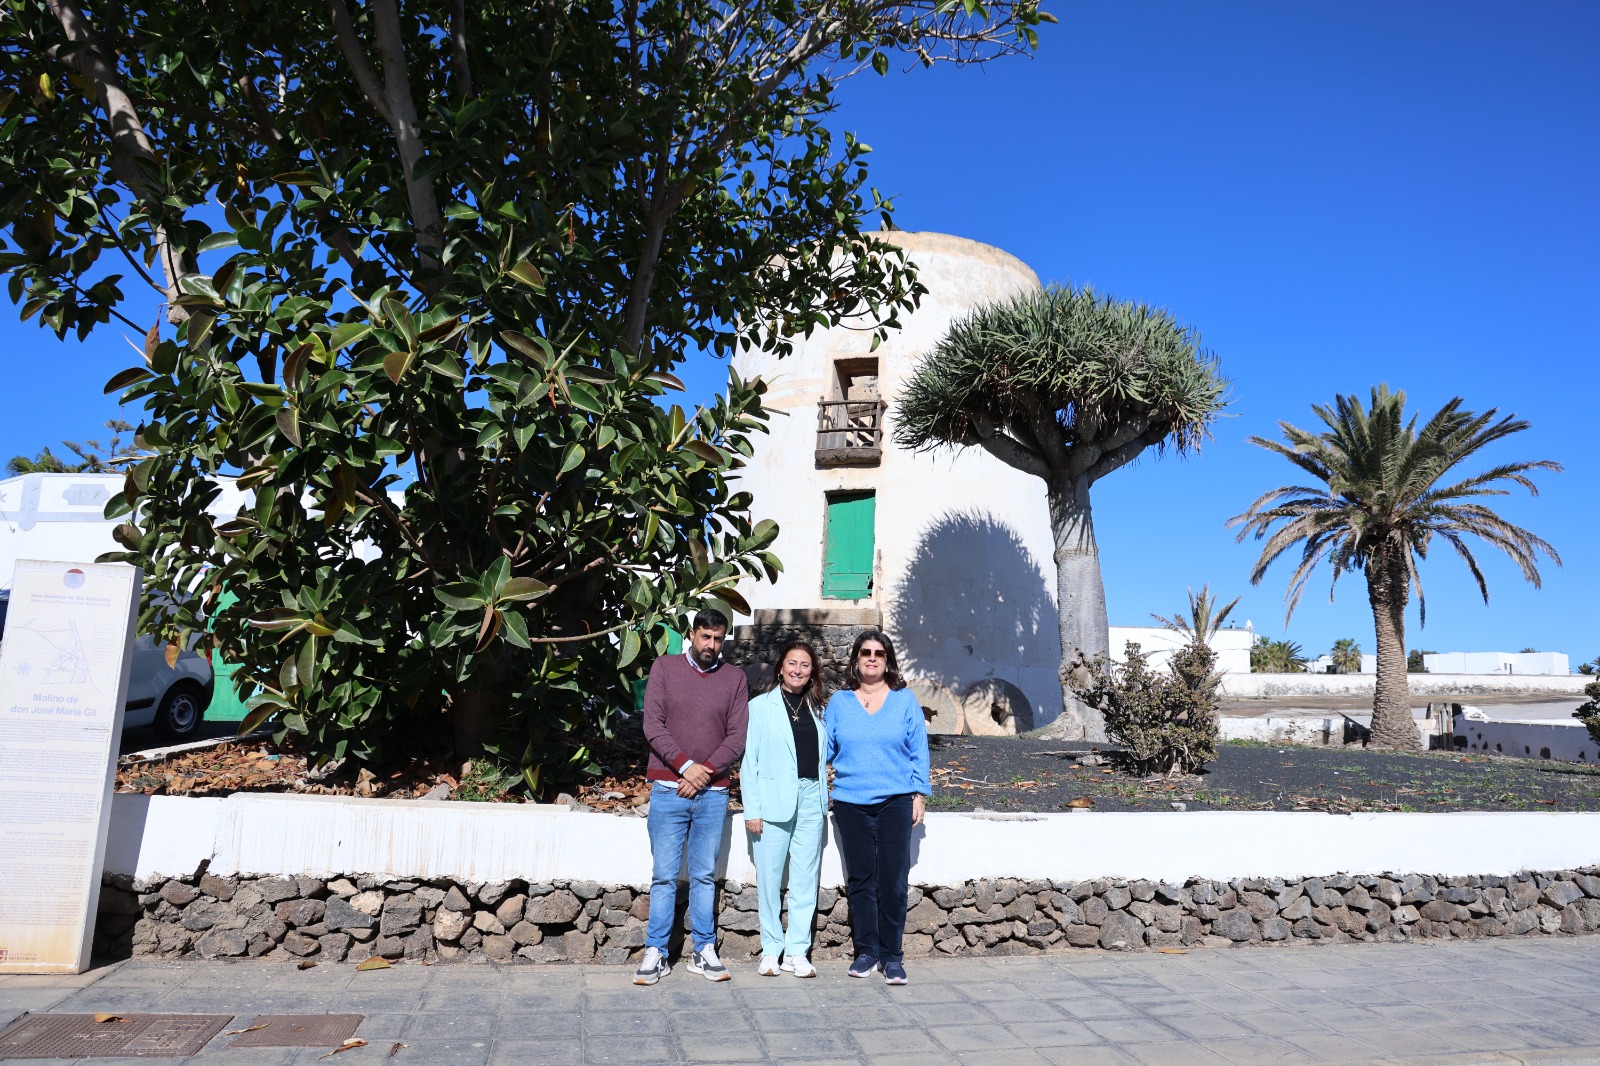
815,399,885,467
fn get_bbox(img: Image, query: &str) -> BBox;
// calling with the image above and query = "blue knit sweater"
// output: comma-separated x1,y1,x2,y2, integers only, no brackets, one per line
824,687,931,805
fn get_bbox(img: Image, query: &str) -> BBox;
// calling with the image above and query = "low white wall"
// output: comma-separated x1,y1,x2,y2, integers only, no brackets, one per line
1456,719,1599,765
1223,672,1591,700
105,792,1600,889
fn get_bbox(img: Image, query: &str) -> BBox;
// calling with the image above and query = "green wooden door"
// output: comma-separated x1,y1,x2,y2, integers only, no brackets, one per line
823,492,875,600
204,589,253,723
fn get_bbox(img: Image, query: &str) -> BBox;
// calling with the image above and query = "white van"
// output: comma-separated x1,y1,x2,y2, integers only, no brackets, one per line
0,588,214,741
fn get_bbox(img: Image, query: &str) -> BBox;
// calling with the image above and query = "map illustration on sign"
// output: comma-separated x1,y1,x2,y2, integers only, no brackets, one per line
7,619,94,687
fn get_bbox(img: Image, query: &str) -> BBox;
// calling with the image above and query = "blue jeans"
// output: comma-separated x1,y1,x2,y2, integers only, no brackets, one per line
646,781,729,953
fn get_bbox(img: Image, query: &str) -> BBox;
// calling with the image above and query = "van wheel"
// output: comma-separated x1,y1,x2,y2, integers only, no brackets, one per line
153,681,206,742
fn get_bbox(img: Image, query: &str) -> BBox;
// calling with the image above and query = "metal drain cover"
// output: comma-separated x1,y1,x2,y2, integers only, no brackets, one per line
0,1013,233,1058
228,1014,364,1047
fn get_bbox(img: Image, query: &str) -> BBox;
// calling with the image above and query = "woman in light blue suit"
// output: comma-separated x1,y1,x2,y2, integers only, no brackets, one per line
742,639,828,977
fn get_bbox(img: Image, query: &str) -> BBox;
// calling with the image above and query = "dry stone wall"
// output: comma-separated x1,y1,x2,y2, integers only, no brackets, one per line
723,622,874,693
95,867,1600,964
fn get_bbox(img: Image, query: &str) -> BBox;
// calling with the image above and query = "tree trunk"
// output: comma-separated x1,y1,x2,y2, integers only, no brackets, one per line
451,691,497,757
1366,548,1418,750
1045,478,1109,741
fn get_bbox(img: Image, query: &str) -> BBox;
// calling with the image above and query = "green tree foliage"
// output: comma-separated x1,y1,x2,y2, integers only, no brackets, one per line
1150,584,1239,643
1579,657,1599,676
1231,386,1560,750
1407,648,1432,673
1330,637,1362,674
895,285,1227,739
6,418,140,475
1072,641,1220,776
0,0,1048,786
1250,636,1306,673
1572,680,1600,747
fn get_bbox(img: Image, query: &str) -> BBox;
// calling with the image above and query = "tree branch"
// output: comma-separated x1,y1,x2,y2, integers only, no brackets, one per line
327,0,392,123
447,0,472,99
44,0,190,323
962,414,1050,480
328,0,445,287
524,621,629,645
1086,425,1168,484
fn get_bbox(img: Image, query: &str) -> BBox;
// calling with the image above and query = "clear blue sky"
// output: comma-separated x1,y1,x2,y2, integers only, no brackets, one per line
2,1,1595,664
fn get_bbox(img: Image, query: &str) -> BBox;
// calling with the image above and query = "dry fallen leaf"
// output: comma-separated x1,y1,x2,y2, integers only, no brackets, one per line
320,1038,368,1059
1157,948,1189,954
1067,796,1094,809
93,1014,129,1024
356,956,392,971
224,1024,270,1035
298,960,318,970
388,1042,408,1057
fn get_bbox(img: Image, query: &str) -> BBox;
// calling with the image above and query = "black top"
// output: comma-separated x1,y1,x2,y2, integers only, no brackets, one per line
782,689,820,780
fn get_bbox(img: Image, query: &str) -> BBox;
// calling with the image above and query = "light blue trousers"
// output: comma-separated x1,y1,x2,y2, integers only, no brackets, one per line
751,777,825,960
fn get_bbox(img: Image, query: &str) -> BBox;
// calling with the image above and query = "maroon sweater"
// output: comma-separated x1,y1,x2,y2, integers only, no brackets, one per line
641,653,749,787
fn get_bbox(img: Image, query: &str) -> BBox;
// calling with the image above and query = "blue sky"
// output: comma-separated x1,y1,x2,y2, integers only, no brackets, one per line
2,1,1595,665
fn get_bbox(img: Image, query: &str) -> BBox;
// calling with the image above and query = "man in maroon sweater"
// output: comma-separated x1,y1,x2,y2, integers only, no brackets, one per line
634,608,749,985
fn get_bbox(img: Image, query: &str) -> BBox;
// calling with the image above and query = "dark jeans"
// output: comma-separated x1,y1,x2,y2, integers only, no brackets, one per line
832,793,914,961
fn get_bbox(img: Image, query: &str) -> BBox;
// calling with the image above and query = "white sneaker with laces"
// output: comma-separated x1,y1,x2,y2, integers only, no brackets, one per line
633,946,670,986
688,944,731,982
787,955,816,978
757,955,781,976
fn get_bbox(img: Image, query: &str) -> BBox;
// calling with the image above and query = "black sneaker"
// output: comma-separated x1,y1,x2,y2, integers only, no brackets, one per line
632,946,670,986
883,958,908,985
848,953,880,978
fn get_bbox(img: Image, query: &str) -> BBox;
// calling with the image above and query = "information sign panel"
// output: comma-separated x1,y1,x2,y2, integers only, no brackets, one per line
0,559,141,973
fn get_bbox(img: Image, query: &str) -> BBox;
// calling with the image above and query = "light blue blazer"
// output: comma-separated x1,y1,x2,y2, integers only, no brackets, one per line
741,687,829,824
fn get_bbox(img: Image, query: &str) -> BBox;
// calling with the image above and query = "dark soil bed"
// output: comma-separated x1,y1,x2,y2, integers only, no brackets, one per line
927,736,1600,814
117,724,1600,815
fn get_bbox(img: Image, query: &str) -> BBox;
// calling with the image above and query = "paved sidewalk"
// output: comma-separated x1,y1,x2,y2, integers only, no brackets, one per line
6,939,1600,1065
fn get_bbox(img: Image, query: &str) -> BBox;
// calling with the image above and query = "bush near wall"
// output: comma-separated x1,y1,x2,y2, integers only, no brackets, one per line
96,867,1600,964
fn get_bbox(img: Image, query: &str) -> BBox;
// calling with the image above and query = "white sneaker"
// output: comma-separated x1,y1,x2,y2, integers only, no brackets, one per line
633,946,670,986
687,944,731,982
787,955,816,978
757,955,781,976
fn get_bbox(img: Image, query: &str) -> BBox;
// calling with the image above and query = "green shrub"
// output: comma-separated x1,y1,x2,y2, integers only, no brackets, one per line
1073,641,1221,775
1572,680,1600,747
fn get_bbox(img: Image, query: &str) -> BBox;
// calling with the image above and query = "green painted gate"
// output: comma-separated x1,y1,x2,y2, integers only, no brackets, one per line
822,491,875,600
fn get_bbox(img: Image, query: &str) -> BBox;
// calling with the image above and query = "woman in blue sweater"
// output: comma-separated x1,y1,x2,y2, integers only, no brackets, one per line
825,629,929,985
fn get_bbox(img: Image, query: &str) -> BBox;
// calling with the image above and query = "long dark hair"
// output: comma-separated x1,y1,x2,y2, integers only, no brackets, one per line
769,640,824,706
845,629,906,691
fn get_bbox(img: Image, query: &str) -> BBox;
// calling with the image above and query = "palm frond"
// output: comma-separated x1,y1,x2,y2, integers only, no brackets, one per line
1231,386,1560,628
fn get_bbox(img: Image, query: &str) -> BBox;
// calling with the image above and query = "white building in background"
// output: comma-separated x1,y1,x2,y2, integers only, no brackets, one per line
728,232,1065,731
1108,624,1253,675
0,472,248,583
1424,651,1569,676
1305,653,1377,675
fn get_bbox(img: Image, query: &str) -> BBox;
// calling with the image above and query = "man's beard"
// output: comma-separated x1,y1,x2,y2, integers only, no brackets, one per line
693,646,719,668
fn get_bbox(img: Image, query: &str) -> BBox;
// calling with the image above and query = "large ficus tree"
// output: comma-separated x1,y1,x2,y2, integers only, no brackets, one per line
0,0,1048,786
896,285,1227,740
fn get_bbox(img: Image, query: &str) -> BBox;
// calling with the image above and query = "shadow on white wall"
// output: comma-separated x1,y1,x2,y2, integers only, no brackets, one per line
888,510,1059,729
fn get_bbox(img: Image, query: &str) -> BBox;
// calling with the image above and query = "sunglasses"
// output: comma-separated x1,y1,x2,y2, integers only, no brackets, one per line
858,648,887,660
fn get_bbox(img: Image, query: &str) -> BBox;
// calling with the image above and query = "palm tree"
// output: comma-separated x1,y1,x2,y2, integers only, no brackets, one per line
1230,385,1560,749
1329,638,1363,674
896,285,1228,739
5,446,70,476
1251,636,1307,673
1150,585,1241,643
